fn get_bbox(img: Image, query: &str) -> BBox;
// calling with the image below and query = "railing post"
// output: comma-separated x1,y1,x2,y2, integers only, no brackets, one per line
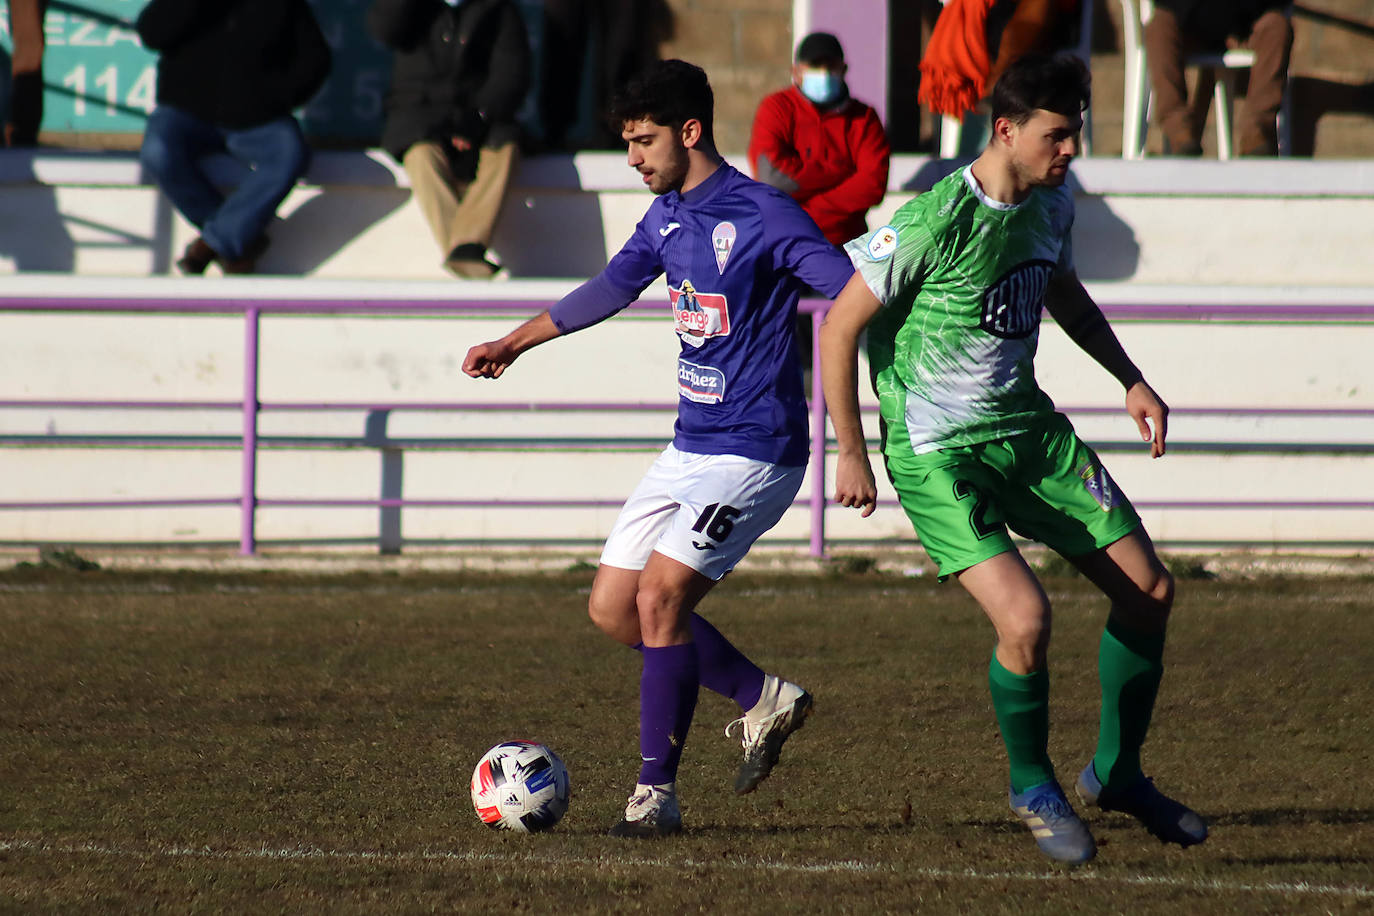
240,305,260,555
809,301,828,558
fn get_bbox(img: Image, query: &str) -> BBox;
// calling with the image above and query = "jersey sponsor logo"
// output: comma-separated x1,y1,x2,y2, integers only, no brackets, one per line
1077,460,1120,512
981,259,1055,339
712,221,737,273
669,279,731,348
659,221,681,237
678,358,726,404
866,225,899,260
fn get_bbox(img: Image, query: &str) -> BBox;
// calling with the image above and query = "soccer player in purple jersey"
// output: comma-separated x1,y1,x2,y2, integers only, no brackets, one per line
463,60,855,837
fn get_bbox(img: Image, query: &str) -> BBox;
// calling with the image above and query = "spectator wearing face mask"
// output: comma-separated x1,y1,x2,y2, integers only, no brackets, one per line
748,31,891,250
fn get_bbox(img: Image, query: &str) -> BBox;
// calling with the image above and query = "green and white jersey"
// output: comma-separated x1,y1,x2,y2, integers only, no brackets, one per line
844,166,1074,460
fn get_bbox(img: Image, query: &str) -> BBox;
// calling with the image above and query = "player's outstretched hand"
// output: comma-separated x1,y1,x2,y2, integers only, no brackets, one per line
834,450,878,518
1126,379,1169,458
462,339,518,379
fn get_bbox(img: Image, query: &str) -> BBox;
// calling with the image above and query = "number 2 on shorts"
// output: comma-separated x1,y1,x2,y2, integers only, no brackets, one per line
953,481,998,540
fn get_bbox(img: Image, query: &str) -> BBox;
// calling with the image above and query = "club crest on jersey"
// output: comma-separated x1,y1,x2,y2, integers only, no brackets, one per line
981,259,1055,339
1077,460,1120,512
867,225,899,260
711,221,737,273
669,279,731,348
678,358,726,404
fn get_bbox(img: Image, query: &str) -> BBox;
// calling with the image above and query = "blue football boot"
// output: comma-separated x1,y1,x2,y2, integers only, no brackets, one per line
1076,762,1208,847
1009,780,1098,865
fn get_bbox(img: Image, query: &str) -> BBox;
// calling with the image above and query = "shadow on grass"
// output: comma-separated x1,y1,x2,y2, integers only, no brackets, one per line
1207,806,1374,827
1217,854,1373,868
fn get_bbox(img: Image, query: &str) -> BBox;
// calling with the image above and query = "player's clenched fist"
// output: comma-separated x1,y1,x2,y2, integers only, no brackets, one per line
463,339,515,379
462,312,561,380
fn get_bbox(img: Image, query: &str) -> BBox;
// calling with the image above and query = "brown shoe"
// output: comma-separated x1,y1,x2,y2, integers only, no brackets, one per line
1163,136,1202,157
219,235,270,275
176,237,216,275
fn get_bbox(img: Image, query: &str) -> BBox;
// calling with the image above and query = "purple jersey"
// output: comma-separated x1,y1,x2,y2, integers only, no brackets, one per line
595,163,853,465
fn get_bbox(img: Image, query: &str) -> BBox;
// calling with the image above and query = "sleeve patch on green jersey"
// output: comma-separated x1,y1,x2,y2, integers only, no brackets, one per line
865,225,899,260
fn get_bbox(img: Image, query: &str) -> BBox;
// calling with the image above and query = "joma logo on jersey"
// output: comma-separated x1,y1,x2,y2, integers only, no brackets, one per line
678,359,726,404
981,259,1055,339
669,280,731,348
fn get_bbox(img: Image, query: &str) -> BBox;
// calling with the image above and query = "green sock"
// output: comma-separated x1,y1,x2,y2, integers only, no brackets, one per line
1092,617,1166,791
987,656,1054,794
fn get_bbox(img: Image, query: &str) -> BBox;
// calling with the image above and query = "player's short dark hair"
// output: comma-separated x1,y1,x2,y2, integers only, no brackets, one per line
608,59,716,146
989,53,1091,126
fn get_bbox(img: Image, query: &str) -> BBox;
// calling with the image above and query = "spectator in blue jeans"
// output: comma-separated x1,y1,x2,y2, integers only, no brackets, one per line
136,0,331,275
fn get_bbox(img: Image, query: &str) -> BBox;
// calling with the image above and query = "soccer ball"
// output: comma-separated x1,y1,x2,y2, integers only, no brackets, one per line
470,741,570,833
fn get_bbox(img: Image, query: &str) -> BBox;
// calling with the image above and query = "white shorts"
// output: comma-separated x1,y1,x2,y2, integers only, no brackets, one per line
599,445,806,581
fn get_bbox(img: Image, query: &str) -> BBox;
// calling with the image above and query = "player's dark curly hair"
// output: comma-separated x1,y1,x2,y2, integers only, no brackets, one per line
989,53,1091,126
608,59,716,147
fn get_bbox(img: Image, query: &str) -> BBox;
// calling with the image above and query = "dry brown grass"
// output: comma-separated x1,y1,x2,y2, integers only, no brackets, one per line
1,567,1371,913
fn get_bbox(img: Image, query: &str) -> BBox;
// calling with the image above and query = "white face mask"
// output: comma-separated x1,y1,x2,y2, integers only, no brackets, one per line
799,68,844,105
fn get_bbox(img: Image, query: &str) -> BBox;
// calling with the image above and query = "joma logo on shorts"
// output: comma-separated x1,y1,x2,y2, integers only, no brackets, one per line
981,259,1055,339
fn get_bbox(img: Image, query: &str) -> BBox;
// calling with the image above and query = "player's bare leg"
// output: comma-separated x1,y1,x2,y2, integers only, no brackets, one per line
958,551,1096,864
957,551,1053,675
1069,529,1206,847
588,565,644,646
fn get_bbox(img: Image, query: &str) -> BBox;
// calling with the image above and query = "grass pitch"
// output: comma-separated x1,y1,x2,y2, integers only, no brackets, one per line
1,565,1371,913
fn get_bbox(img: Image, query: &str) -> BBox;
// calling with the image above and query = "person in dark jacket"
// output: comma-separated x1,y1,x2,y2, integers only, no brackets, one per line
4,0,48,147
369,0,531,278
1145,0,1293,156
136,0,330,275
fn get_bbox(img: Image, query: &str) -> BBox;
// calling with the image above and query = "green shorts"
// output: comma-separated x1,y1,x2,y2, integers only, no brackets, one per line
885,412,1141,578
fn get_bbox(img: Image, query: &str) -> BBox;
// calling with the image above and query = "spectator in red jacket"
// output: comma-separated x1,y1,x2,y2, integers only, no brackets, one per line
748,32,891,249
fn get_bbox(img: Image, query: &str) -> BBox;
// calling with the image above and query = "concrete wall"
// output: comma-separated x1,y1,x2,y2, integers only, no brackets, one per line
2,281,1370,551
3,150,1374,285
1,152,1371,552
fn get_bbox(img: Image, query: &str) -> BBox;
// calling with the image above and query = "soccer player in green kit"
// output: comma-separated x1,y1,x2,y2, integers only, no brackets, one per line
819,54,1206,865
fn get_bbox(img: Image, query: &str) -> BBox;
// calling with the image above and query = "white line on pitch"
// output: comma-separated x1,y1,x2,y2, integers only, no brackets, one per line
2,838,1371,901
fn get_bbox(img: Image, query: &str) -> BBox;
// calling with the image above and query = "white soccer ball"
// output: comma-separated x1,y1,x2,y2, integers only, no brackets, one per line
470,741,571,833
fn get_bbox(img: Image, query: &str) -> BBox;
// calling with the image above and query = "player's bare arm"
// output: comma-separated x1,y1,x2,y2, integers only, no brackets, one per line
819,273,883,517
1046,271,1169,458
462,311,561,379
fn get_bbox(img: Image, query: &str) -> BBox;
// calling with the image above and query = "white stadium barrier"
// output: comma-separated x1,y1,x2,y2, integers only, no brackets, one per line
1,152,1370,555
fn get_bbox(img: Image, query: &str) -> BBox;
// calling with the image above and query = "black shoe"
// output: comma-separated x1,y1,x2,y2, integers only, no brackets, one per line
1076,763,1207,847
444,242,501,279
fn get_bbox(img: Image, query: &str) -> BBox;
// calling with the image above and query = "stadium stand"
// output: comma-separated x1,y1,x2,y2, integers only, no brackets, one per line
0,149,1372,555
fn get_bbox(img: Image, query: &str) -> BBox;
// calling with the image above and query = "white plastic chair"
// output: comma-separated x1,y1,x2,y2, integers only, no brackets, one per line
1120,0,1292,159
938,0,1096,158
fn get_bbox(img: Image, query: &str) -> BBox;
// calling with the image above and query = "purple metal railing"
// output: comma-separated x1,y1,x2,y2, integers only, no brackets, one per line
3,294,1373,555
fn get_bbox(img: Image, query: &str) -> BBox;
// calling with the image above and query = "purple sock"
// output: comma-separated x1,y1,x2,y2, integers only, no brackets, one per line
632,615,765,712
638,643,699,786
689,614,764,711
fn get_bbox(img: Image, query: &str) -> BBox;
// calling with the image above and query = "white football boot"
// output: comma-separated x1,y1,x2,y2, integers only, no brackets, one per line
608,783,682,838
725,675,814,794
